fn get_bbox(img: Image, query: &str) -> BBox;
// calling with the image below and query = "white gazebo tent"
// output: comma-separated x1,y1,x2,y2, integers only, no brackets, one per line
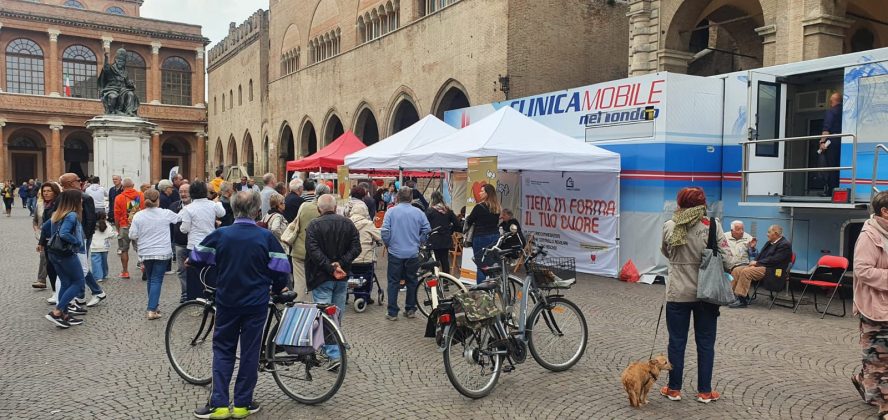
400,106,622,278
401,106,620,172
345,115,457,170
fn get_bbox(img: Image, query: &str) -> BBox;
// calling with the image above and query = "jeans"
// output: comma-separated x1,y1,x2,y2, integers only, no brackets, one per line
143,259,168,311
90,252,109,280
666,301,719,393
78,239,103,299
175,245,189,303
48,252,85,313
471,233,499,282
386,254,419,317
312,280,347,360
27,197,36,215
211,309,267,408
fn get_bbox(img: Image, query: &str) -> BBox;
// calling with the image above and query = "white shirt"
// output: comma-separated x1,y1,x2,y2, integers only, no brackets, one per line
179,198,226,250
128,207,181,258
260,186,276,216
85,184,107,212
90,225,117,252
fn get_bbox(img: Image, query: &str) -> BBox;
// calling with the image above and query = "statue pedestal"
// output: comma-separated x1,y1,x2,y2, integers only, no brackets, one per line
86,115,156,187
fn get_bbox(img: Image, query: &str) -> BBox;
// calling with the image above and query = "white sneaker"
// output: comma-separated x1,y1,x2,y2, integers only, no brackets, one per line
74,297,87,305
86,292,106,307
164,270,175,275
47,296,57,305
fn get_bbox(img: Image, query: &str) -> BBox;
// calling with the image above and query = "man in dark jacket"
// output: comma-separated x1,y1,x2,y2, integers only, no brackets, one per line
107,175,123,225
729,224,792,308
305,193,361,370
189,190,290,419
818,92,842,196
283,178,305,222
59,173,105,307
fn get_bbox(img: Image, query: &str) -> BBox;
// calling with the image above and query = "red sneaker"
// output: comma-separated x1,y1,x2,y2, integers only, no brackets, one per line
660,386,682,401
696,391,721,403
118,272,130,279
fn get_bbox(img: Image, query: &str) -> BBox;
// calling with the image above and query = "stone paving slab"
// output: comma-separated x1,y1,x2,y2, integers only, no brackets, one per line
0,210,876,419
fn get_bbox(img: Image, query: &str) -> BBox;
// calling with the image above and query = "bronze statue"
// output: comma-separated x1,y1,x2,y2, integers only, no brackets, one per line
98,48,140,116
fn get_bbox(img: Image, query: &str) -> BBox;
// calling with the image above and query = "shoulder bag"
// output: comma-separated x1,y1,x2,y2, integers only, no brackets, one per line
47,221,76,256
696,217,735,306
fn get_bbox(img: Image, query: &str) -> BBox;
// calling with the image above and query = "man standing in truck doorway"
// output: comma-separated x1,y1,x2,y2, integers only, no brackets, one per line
818,91,842,197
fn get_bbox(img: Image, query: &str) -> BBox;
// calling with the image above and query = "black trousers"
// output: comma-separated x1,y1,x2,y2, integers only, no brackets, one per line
433,248,451,275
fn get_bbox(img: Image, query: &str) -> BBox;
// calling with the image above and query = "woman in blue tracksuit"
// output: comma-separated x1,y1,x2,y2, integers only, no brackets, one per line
43,189,86,328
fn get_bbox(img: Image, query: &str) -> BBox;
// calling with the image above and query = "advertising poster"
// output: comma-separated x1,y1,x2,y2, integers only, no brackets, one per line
337,165,350,199
461,157,497,282
521,171,619,277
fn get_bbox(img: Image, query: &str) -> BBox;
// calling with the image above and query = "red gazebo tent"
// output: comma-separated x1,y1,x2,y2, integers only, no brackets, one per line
286,130,366,172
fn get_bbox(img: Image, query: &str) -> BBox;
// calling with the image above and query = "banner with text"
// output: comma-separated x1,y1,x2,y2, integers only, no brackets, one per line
462,157,498,282
522,171,619,277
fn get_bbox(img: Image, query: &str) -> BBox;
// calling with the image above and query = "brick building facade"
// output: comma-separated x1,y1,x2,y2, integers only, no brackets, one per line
208,0,629,179
0,0,208,184
628,0,888,77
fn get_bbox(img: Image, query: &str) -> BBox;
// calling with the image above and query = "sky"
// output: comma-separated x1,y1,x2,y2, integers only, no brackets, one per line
140,0,267,49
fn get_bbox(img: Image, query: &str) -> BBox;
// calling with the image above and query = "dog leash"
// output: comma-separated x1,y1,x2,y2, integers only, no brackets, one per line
649,302,665,360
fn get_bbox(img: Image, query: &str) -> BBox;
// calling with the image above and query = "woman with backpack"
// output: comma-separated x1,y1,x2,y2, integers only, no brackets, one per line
42,189,86,328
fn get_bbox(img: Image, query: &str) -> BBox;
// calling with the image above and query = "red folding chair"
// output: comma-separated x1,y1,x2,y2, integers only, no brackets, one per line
793,255,850,318
752,253,796,310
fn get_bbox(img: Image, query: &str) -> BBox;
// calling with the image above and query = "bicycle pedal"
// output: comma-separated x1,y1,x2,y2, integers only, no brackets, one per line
503,365,515,373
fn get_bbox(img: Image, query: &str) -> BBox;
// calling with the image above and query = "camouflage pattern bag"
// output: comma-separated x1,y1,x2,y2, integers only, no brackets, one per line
453,290,502,328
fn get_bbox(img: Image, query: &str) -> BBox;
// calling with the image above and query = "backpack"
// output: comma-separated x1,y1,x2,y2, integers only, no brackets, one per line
452,290,502,329
125,195,141,223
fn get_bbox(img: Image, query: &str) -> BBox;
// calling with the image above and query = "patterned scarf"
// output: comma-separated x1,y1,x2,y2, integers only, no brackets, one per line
668,205,707,247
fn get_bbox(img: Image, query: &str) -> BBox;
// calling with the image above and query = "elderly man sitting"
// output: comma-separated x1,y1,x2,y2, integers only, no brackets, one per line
725,220,758,269
728,224,793,308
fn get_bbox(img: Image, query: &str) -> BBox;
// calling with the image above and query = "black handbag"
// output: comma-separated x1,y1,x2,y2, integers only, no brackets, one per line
47,222,76,256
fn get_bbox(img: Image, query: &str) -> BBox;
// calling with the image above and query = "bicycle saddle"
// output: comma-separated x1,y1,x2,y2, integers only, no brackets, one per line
420,260,440,271
272,291,297,304
469,281,498,292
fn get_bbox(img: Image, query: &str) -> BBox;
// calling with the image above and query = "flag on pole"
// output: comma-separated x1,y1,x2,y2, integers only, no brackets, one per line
63,74,72,97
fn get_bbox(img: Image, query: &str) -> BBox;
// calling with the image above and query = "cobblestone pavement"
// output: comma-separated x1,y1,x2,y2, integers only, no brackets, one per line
0,210,876,419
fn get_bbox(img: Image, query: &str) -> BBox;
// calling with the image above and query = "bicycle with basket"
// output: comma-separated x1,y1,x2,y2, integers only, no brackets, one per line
433,229,588,398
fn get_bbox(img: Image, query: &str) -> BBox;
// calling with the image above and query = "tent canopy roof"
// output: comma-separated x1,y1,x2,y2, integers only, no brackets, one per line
401,107,620,172
344,115,457,170
287,130,366,172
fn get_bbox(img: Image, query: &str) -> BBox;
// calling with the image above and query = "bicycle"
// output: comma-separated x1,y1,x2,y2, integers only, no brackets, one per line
437,233,588,399
165,266,348,405
415,226,469,318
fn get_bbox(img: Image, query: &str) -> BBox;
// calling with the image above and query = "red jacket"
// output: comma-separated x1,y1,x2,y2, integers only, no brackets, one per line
113,188,144,228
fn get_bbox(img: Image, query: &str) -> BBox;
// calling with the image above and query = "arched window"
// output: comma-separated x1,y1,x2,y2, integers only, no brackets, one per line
229,89,233,108
124,51,147,101
62,45,98,98
222,93,226,112
249,80,254,101
358,16,366,43
5,38,45,95
161,56,192,105
63,0,85,8
214,96,218,115
238,85,242,105
420,0,458,16
105,6,126,15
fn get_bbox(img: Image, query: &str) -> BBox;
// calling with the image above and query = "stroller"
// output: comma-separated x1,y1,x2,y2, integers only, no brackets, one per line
347,262,384,312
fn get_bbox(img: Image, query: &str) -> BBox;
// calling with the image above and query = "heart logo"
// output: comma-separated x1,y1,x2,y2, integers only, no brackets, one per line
471,180,487,203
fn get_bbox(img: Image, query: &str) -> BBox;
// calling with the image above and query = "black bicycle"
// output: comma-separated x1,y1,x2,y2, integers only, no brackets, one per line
165,267,348,405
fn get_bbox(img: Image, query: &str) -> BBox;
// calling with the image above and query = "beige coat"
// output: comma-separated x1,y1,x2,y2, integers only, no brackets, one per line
661,217,733,303
288,201,320,261
350,211,382,264
853,218,888,321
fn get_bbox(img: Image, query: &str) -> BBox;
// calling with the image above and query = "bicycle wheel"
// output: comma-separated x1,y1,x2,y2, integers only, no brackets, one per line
527,296,588,372
165,300,215,385
268,315,347,405
417,273,468,318
442,323,502,399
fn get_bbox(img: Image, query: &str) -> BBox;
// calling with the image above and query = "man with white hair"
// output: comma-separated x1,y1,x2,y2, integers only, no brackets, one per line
259,173,276,217
724,220,758,269
113,177,144,279
729,224,793,308
283,178,305,222
304,193,361,371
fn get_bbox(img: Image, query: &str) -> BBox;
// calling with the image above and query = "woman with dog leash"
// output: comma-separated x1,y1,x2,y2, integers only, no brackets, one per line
660,187,733,404
852,190,888,420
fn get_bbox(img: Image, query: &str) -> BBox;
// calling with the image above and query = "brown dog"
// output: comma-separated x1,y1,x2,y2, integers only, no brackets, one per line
620,354,673,407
